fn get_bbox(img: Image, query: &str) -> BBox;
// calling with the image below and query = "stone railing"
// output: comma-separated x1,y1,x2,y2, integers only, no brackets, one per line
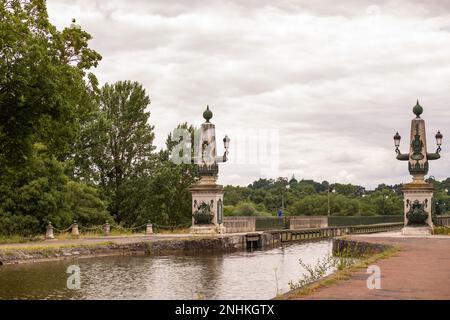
223,216,256,233
223,216,328,233
289,216,328,229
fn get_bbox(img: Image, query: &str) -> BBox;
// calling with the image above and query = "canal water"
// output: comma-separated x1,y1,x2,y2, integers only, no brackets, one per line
0,240,333,299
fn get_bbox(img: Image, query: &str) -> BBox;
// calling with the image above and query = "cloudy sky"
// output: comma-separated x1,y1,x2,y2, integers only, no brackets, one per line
47,0,450,188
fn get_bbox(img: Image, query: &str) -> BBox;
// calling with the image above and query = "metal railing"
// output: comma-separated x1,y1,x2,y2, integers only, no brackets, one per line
434,215,450,227
253,215,403,231
266,222,403,243
255,217,289,231
328,215,403,227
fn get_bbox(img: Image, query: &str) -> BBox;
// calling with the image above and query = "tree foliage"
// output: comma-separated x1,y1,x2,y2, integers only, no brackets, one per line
0,0,101,166
74,81,155,222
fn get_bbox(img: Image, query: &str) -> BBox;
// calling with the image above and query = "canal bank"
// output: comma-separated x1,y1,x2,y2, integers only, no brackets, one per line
0,240,334,299
0,223,402,265
281,234,450,300
0,223,400,265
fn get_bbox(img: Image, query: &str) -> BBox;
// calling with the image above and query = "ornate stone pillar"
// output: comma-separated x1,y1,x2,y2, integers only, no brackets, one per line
190,106,229,234
394,101,443,235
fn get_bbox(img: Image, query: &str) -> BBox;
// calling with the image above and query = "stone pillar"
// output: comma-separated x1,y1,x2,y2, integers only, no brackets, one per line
146,222,153,235
104,222,110,236
71,221,80,237
45,222,55,240
401,182,434,235
190,176,226,234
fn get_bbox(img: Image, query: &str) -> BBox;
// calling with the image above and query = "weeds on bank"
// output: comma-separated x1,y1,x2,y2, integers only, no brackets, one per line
434,227,450,235
288,250,358,291
0,235,43,245
0,241,116,252
283,246,399,298
0,228,191,245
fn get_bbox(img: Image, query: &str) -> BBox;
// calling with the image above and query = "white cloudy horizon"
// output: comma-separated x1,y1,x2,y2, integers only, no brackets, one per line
46,0,450,189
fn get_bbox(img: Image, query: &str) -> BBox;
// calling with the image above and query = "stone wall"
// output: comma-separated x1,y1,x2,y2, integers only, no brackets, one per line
289,216,328,229
223,216,256,233
223,216,329,233
332,238,391,256
0,235,248,265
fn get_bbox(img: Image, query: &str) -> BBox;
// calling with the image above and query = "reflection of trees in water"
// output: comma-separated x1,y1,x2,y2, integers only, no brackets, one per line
192,254,224,299
106,253,225,299
0,241,334,299
155,253,224,299
79,256,155,299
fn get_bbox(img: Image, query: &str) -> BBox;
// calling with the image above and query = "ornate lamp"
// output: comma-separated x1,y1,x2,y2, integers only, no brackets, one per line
393,100,443,234
393,132,401,154
436,130,443,152
394,100,442,181
70,18,81,30
190,106,229,234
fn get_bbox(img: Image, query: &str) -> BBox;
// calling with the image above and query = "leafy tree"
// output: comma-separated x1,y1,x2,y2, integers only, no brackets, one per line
0,0,101,167
66,180,111,226
77,81,155,222
0,1,107,235
367,190,403,215
224,201,271,216
117,123,198,227
288,195,328,216
0,144,110,235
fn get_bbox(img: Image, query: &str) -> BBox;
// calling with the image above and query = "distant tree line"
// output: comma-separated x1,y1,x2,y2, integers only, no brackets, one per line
223,176,450,217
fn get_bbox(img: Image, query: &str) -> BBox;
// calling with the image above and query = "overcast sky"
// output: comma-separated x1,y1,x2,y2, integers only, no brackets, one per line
47,0,450,189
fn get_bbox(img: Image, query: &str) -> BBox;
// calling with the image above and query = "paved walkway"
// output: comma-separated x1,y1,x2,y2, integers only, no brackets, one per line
294,233,450,300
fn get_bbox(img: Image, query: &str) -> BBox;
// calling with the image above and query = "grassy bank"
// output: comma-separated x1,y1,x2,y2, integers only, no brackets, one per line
278,244,400,299
0,227,192,245
0,235,44,245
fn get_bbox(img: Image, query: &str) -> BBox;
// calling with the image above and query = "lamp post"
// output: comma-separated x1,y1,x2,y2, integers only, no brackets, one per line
281,183,290,212
382,195,389,215
327,185,336,216
190,105,230,234
359,194,366,215
393,100,443,234
394,100,442,182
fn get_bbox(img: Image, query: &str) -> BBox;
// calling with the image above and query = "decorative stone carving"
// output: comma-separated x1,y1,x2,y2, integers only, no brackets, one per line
193,202,214,225
406,200,428,226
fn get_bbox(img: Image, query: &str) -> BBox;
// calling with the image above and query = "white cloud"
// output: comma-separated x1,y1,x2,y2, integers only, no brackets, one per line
47,0,450,188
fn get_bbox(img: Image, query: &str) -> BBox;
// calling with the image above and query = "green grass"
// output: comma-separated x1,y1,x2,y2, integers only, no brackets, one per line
0,241,116,252
0,235,43,245
0,227,191,245
434,227,450,235
278,245,400,299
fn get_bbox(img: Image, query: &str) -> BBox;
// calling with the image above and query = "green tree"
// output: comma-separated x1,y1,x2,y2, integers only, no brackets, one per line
0,144,110,235
66,180,111,226
224,201,271,216
79,81,155,222
0,0,101,167
117,123,198,227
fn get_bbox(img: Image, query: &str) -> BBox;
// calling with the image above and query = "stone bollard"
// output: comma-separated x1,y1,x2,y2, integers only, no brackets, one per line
45,222,55,240
104,222,110,236
71,221,80,237
146,222,153,235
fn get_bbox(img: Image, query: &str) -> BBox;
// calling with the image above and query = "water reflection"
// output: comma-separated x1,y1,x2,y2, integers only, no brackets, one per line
0,240,332,300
